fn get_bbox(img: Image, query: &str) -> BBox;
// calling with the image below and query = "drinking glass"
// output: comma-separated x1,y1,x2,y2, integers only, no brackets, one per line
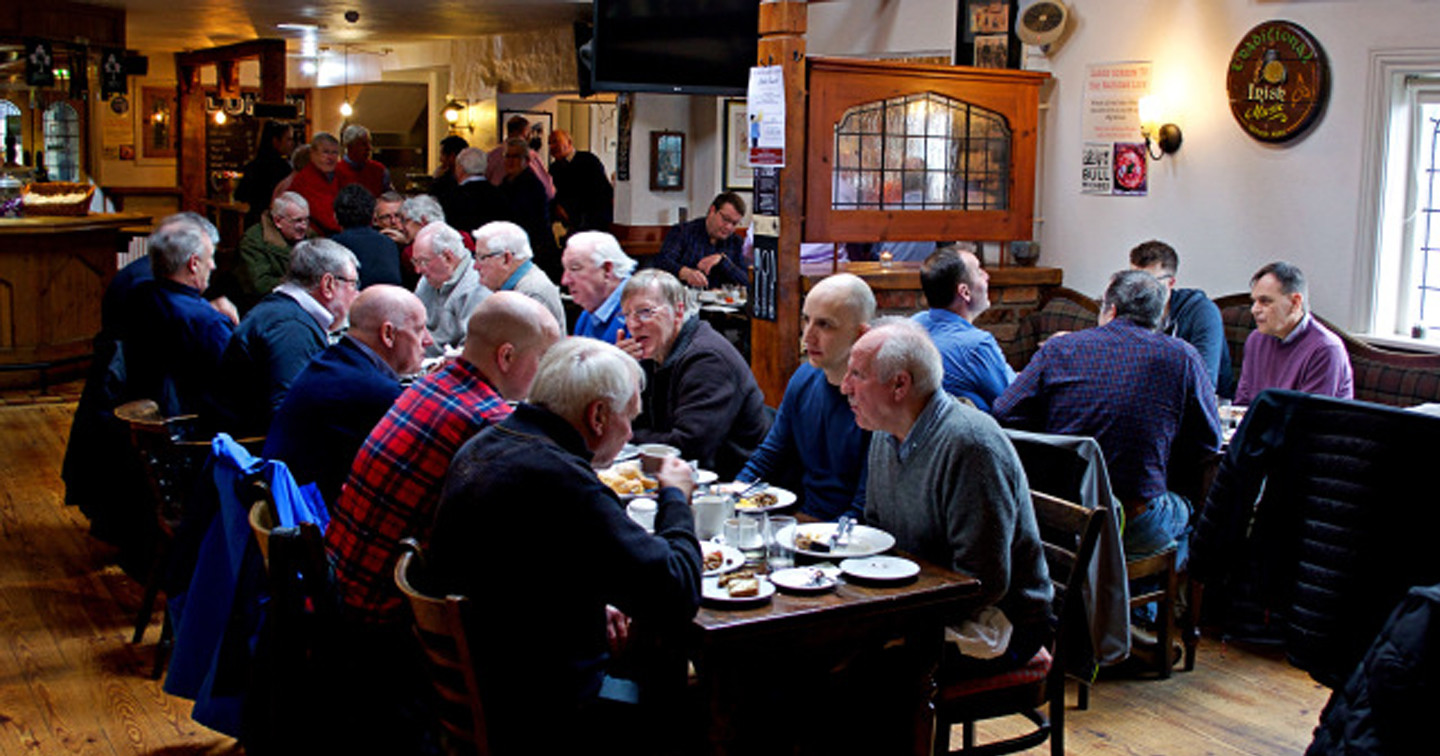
765,515,796,570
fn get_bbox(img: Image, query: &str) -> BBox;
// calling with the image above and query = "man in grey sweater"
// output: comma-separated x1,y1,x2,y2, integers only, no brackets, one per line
843,317,1053,674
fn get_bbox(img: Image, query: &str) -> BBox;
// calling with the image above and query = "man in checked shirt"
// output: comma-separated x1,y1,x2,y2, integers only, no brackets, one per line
322,291,560,751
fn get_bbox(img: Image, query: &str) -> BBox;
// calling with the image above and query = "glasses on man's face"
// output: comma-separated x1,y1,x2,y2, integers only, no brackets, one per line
477,251,506,262
282,215,309,226
623,305,667,325
375,212,400,224
334,274,358,288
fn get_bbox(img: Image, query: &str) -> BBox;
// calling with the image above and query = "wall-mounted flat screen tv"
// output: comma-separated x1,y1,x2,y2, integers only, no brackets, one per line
589,0,760,96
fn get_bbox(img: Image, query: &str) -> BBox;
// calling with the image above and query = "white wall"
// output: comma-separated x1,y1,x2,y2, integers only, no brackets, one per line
807,0,1440,333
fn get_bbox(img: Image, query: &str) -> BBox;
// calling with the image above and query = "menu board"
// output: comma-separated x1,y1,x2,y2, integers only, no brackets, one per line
206,117,260,173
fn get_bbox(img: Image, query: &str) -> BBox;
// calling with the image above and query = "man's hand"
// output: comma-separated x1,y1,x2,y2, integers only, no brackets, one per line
696,253,724,276
615,330,644,360
208,296,239,325
379,228,407,244
655,456,696,500
678,266,709,289
605,605,631,655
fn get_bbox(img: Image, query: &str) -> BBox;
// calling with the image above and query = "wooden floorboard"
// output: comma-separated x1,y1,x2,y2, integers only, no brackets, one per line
0,399,1333,756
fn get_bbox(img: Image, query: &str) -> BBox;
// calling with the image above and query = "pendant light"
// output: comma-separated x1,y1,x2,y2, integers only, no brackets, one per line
339,45,353,118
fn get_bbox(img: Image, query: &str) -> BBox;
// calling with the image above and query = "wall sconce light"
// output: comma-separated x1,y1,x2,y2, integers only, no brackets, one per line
1138,95,1182,159
443,98,471,133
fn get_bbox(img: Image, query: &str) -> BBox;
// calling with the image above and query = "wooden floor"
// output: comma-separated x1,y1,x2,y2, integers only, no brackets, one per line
0,398,1331,755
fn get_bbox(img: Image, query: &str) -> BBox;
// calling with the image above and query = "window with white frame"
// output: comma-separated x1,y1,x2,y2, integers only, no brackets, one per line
1373,66,1440,340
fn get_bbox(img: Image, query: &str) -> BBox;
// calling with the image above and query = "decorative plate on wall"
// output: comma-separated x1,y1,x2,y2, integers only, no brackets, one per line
1226,20,1330,144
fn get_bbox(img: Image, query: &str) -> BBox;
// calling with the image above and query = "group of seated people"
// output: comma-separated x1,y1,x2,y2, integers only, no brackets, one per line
72,177,1362,751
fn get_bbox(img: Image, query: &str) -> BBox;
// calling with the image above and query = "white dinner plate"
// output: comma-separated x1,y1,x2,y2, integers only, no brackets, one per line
694,469,719,486
715,483,798,513
768,567,838,593
702,543,745,577
701,574,775,605
778,523,896,558
614,444,641,463
839,555,920,582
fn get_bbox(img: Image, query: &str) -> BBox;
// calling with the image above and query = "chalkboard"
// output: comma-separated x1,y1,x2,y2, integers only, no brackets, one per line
206,117,259,173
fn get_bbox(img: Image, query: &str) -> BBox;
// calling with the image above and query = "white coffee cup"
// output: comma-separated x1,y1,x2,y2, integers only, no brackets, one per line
692,493,733,541
627,498,657,533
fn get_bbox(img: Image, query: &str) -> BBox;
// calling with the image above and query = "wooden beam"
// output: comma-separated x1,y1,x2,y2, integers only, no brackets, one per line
750,1,808,406
174,39,287,68
176,64,204,213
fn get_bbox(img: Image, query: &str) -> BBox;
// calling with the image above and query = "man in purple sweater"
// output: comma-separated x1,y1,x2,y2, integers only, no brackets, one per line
1234,261,1353,406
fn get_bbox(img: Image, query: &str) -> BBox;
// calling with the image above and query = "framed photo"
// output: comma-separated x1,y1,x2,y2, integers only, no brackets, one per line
650,131,685,191
968,1,1010,35
974,35,1010,69
722,99,754,191
140,86,177,161
499,110,553,165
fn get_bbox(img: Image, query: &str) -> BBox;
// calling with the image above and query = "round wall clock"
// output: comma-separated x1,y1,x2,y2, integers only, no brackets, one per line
1226,20,1330,143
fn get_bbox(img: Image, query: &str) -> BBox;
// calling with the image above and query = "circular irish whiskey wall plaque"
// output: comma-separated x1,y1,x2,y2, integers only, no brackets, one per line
1226,20,1329,143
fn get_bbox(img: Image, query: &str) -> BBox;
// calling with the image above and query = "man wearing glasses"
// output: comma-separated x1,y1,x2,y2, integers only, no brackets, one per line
654,192,749,289
473,220,567,331
216,238,362,436
235,191,312,314
412,222,489,358
1130,239,1231,394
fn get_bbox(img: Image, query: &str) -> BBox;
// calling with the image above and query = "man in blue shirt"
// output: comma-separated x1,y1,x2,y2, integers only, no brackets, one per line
737,273,874,520
561,230,635,344
1130,239,1232,394
994,271,1221,566
912,246,1015,412
654,192,748,289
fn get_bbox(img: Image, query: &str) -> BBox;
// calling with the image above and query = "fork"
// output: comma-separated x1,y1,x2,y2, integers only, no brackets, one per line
734,480,768,500
829,515,855,551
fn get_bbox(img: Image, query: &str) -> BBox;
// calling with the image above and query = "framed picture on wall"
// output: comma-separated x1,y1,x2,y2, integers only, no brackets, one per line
499,110,553,165
650,131,685,191
723,99,754,191
140,86,177,161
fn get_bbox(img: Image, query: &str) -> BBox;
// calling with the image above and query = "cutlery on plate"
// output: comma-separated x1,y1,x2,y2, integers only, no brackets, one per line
733,480,768,500
829,515,855,551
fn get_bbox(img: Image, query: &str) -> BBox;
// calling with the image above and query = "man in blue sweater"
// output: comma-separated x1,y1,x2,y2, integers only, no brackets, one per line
737,273,874,520
215,238,360,435
1130,239,1232,394
264,285,432,505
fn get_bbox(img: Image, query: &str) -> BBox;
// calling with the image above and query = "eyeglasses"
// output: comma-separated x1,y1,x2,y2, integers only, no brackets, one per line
334,274,358,288
622,305,667,325
476,251,506,261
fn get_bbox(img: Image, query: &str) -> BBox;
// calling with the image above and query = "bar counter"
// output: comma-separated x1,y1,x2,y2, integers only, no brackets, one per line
0,212,151,388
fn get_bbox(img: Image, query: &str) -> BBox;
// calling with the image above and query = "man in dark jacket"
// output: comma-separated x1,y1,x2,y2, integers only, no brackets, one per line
443,146,506,236
499,137,562,282
216,238,360,436
263,285,431,505
331,184,402,289
619,269,771,478
1129,239,1232,393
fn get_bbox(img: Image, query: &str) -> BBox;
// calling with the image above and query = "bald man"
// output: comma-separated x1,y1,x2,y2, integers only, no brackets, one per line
264,285,433,505
323,291,561,751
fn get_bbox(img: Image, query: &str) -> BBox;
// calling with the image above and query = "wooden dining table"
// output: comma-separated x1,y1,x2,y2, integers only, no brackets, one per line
686,553,980,755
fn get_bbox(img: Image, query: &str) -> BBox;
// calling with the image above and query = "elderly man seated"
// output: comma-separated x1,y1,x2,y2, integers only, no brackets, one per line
473,220,566,329
562,230,635,343
235,191,311,313
396,193,446,289
620,270,770,479
995,270,1222,566
845,318,1053,675
428,337,702,754
263,285,432,505
412,221,489,357
332,184,402,289
323,292,560,752
737,272,874,520
216,238,360,436
1234,260,1353,405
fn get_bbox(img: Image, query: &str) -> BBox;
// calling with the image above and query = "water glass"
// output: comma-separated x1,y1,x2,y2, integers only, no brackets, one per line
723,516,763,564
765,515,796,570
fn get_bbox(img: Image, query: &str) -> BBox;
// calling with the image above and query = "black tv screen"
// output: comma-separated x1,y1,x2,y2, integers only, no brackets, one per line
589,0,760,96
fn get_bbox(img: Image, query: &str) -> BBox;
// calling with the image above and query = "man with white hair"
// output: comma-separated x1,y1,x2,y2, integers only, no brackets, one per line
123,213,234,418
443,146,505,235
335,123,392,197
561,230,635,343
473,220,566,328
428,336,701,753
396,193,446,289
217,238,361,435
412,221,489,356
845,317,1052,676
621,270,770,479
236,191,311,312
264,285,433,505
737,272,874,520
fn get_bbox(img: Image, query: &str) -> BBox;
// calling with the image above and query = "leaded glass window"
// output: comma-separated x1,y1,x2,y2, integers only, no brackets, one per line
832,92,1010,212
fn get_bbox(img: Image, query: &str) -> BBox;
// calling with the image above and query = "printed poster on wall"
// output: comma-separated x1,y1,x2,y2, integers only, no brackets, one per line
746,66,786,168
1081,61,1151,196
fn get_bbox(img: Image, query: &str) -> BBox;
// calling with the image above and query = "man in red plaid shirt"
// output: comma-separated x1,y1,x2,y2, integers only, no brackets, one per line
326,291,562,625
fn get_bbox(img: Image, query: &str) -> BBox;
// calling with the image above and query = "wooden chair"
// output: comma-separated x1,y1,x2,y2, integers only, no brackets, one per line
395,538,489,755
932,493,1106,756
113,399,212,678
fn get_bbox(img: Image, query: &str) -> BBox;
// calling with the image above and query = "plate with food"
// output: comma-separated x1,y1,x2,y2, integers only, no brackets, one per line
777,522,896,559
614,444,641,463
702,569,774,605
839,555,919,582
597,460,658,500
702,543,744,577
715,483,797,513
768,566,838,593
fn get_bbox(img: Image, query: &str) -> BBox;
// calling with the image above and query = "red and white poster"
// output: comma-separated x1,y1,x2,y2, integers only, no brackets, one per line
1081,61,1150,196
